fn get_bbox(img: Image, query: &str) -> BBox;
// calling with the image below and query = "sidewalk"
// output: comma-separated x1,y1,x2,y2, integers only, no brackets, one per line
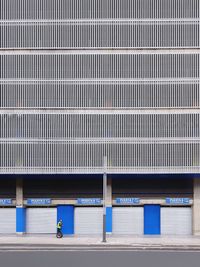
0,235,200,249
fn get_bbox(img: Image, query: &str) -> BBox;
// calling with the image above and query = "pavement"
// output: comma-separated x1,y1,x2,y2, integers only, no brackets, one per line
1,235,200,251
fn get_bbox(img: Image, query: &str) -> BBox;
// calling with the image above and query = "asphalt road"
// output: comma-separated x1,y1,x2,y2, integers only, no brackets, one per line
0,250,200,267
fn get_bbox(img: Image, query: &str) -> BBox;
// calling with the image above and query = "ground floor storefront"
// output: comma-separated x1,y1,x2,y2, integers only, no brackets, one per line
0,174,198,236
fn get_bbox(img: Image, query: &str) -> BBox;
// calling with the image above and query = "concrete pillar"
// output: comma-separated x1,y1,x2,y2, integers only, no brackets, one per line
193,178,200,235
16,178,23,207
16,178,26,234
106,177,112,206
106,177,112,234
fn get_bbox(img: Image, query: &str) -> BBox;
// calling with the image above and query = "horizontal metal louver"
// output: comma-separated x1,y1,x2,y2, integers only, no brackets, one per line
74,208,103,235
0,209,16,233
112,207,143,235
26,208,57,234
161,207,192,235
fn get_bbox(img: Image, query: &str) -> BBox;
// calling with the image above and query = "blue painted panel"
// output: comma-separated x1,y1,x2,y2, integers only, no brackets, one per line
57,205,74,235
144,205,160,235
16,207,26,233
106,207,112,233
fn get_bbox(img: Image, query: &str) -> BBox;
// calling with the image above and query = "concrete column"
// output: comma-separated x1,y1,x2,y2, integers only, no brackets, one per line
193,178,200,235
106,177,112,234
16,178,26,234
106,177,112,206
16,178,23,207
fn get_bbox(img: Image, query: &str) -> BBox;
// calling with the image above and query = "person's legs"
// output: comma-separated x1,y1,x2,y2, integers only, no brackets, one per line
57,228,62,235
57,228,63,237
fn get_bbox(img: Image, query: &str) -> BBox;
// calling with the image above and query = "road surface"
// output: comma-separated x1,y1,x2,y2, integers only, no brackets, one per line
0,250,200,267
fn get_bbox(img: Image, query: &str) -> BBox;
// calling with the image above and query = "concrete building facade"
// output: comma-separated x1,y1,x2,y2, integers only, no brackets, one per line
0,0,199,235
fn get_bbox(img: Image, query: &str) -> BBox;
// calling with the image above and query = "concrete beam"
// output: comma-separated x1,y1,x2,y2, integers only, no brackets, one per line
193,178,200,235
19,197,192,206
112,198,193,206
1,108,200,115
0,49,199,55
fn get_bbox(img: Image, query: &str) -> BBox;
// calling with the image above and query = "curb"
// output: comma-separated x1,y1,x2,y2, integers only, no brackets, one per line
0,243,200,251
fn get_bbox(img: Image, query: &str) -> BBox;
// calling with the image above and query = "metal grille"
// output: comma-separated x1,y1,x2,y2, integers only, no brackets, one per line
0,0,199,49
0,1,199,174
1,0,199,19
0,20,199,49
0,142,199,172
0,53,199,79
0,81,199,109
0,113,199,139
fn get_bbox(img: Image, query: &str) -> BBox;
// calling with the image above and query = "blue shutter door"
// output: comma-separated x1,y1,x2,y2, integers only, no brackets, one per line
144,205,160,235
57,205,74,235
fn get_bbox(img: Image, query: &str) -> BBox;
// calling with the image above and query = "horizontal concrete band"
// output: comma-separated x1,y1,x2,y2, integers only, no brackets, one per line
1,109,200,115
0,49,199,55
